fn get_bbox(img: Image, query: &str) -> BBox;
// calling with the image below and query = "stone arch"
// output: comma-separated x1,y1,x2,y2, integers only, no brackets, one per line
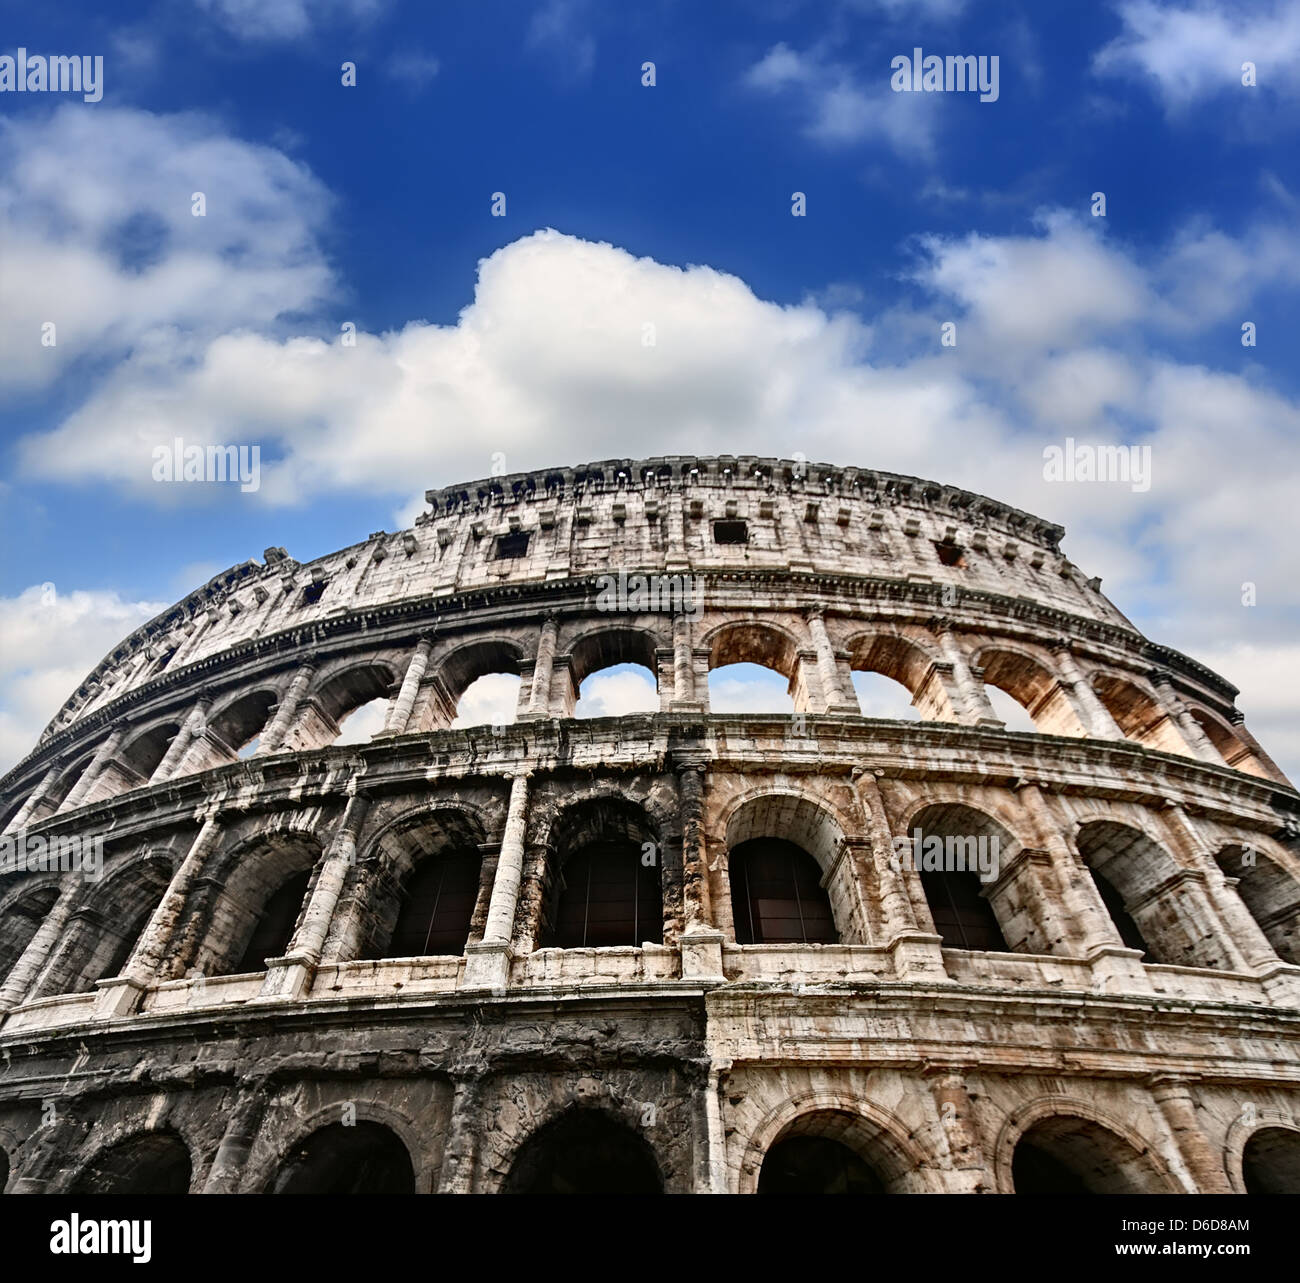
1225,1113,1300,1193
296,661,398,749
0,878,60,987
423,636,527,730
844,630,951,720
1187,705,1270,778
994,1097,1179,1194
69,1128,194,1195
1090,672,1188,755
535,794,663,948
566,624,664,717
190,829,324,977
722,789,856,944
1239,1125,1300,1194
501,1105,664,1194
43,749,98,815
32,850,175,997
116,718,184,789
972,645,1085,736
265,1119,416,1194
353,805,491,961
1075,820,1228,970
1214,845,1300,964
905,802,1024,953
704,619,805,713
181,687,278,773
739,1093,933,1194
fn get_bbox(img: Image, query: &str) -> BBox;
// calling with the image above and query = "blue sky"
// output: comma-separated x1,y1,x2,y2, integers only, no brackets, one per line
1,0,1298,773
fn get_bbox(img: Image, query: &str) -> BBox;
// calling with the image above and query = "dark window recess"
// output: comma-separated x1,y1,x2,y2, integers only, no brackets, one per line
237,869,311,972
385,852,481,957
1089,867,1150,959
730,837,837,945
713,520,748,545
758,1136,886,1194
94,907,156,985
1012,1143,1092,1194
920,867,1007,951
302,581,327,605
933,541,965,567
495,531,531,559
548,841,662,947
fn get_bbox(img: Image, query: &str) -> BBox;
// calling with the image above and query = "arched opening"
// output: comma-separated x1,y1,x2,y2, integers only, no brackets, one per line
1089,864,1151,957
847,633,947,720
453,674,521,727
908,804,1015,952
42,752,97,816
759,1136,885,1194
70,1132,192,1195
234,868,312,974
730,838,836,944
1241,1127,1300,1194
117,721,182,788
503,1110,663,1194
756,1110,902,1193
1076,821,1229,969
1090,674,1188,755
1011,1116,1163,1194
707,624,801,714
385,851,481,957
539,798,662,948
309,666,395,748
1189,710,1270,777
195,833,322,978
851,671,920,721
181,690,276,774
724,793,851,943
977,649,1085,736
0,886,58,985
1215,846,1300,964
357,809,488,962
570,628,660,718
268,1121,414,1194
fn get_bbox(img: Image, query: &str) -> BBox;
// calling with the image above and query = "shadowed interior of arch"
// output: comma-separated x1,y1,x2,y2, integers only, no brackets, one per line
268,1120,414,1194
756,1110,897,1194
1011,1115,1161,1194
0,886,58,986
1214,845,1300,965
502,1109,663,1194
1241,1126,1300,1194
70,1131,192,1195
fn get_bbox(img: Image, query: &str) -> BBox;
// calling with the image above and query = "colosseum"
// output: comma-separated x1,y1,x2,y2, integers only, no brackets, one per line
0,454,1298,1196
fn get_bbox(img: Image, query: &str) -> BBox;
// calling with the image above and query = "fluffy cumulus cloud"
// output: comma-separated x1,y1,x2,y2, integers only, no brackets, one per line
1095,0,1300,108
0,586,167,773
194,0,386,42
6,106,1300,779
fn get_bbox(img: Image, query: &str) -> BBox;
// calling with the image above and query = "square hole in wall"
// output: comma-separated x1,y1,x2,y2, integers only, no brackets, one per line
495,531,532,559
713,519,748,545
933,541,966,568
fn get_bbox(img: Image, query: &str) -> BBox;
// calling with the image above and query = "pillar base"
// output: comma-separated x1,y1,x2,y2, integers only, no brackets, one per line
462,941,512,992
886,931,947,981
1258,962,1300,1007
680,927,726,982
1085,944,1151,994
254,952,316,1001
92,974,149,1019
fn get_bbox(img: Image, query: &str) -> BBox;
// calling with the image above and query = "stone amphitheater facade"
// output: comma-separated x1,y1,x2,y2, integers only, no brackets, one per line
1,455,1299,1195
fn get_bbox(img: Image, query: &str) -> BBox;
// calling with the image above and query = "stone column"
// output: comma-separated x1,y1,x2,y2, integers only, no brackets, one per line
1151,671,1221,764
805,607,855,711
437,1077,484,1193
94,817,224,1018
382,637,433,735
926,1068,991,1193
671,611,698,708
202,1082,271,1193
1,764,62,836
1149,1078,1232,1193
677,759,724,981
1052,643,1122,738
1161,805,1279,974
58,726,127,812
260,790,372,1000
933,623,1000,725
0,879,83,1012
258,662,316,753
521,614,558,717
151,695,213,783
464,773,530,989
851,770,944,981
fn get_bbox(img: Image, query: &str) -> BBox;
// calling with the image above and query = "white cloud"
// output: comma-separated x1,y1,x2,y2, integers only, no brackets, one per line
575,666,658,718
1095,0,1300,109
451,674,520,728
744,43,939,155
194,0,386,42
0,587,167,772
385,50,441,92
